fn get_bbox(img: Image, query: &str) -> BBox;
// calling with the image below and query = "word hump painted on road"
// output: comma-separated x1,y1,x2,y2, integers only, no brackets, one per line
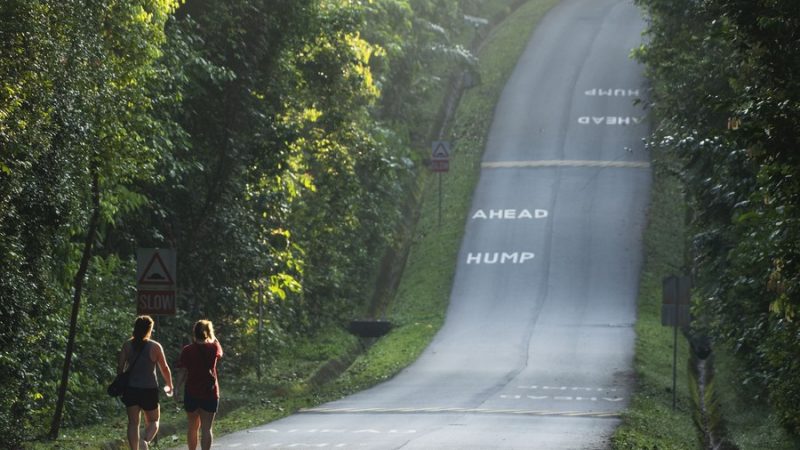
584,88,640,97
467,252,534,264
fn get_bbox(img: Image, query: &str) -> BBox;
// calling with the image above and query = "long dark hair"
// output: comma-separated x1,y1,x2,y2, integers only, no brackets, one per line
130,315,154,351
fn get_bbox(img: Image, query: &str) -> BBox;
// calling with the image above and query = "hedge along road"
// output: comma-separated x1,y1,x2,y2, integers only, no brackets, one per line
208,0,650,448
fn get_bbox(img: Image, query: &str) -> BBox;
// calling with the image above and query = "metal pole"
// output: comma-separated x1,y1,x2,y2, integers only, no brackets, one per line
673,309,678,411
438,173,443,226
257,284,263,381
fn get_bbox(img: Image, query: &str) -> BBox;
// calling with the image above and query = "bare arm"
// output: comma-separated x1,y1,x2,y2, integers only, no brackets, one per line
152,342,173,391
116,342,128,375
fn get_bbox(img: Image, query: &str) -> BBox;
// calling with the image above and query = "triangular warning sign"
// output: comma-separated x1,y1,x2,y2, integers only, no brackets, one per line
432,142,449,159
138,252,174,285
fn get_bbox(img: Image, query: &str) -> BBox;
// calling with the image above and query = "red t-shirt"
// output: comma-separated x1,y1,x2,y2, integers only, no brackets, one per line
178,341,223,400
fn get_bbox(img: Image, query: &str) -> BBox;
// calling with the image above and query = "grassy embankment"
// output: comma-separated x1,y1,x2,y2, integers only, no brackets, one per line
610,135,800,450
713,349,799,449
609,63,799,450
608,155,699,449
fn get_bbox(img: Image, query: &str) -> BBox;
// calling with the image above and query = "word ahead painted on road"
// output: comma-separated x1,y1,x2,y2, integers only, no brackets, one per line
136,248,177,315
472,209,548,220
467,252,534,264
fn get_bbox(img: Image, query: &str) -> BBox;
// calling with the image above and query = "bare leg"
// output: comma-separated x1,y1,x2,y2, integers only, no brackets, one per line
141,406,160,448
198,409,217,450
186,411,200,450
126,406,141,450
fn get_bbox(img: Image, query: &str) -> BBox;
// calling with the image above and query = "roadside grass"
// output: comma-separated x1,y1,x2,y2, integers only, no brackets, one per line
713,347,800,450
609,157,700,449
610,146,799,448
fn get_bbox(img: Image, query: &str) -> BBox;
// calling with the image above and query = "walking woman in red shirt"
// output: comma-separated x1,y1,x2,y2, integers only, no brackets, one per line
117,315,174,450
177,320,223,450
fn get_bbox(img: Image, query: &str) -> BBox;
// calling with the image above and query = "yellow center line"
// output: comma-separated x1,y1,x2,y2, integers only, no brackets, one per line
481,160,650,169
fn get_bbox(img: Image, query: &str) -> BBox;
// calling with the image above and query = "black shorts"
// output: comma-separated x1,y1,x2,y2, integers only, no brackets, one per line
183,392,219,413
122,386,159,411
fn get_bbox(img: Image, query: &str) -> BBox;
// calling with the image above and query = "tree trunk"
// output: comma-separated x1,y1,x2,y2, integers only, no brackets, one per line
49,166,100,440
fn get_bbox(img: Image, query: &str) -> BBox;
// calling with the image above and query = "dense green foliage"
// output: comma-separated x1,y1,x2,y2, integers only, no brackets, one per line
0,0,484,446
1,0,179,443
635,0,800,436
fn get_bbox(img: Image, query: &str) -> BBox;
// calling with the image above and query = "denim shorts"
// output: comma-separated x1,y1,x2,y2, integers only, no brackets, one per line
183,392,219,413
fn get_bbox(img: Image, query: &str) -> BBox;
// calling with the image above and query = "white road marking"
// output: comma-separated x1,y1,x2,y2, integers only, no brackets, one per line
584,88,640,97
503,389,624,403
517,385,619,392
299,406,620,419
481,160,650,169
577,116,643,125
239,444,342,449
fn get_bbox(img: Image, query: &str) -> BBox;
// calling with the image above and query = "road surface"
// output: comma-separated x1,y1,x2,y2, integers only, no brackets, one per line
208,0,650,447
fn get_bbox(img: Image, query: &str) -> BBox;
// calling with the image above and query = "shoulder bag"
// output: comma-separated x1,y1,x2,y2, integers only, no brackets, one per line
107,343,144,397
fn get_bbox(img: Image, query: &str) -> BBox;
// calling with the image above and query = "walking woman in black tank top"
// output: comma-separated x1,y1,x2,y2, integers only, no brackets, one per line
117,315,174,449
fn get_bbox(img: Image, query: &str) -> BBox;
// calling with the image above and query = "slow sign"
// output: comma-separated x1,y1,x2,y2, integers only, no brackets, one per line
136,248,177,315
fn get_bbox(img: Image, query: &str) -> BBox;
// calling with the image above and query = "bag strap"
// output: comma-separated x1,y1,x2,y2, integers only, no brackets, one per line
127,341,146,372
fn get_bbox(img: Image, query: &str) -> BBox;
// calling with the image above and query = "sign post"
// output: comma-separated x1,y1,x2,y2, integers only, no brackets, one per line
431,141,450,226
136,248,177,316
662,275,691,410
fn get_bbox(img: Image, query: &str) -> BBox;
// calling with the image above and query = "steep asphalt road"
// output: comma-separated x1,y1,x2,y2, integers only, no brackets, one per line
209,0,650,448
